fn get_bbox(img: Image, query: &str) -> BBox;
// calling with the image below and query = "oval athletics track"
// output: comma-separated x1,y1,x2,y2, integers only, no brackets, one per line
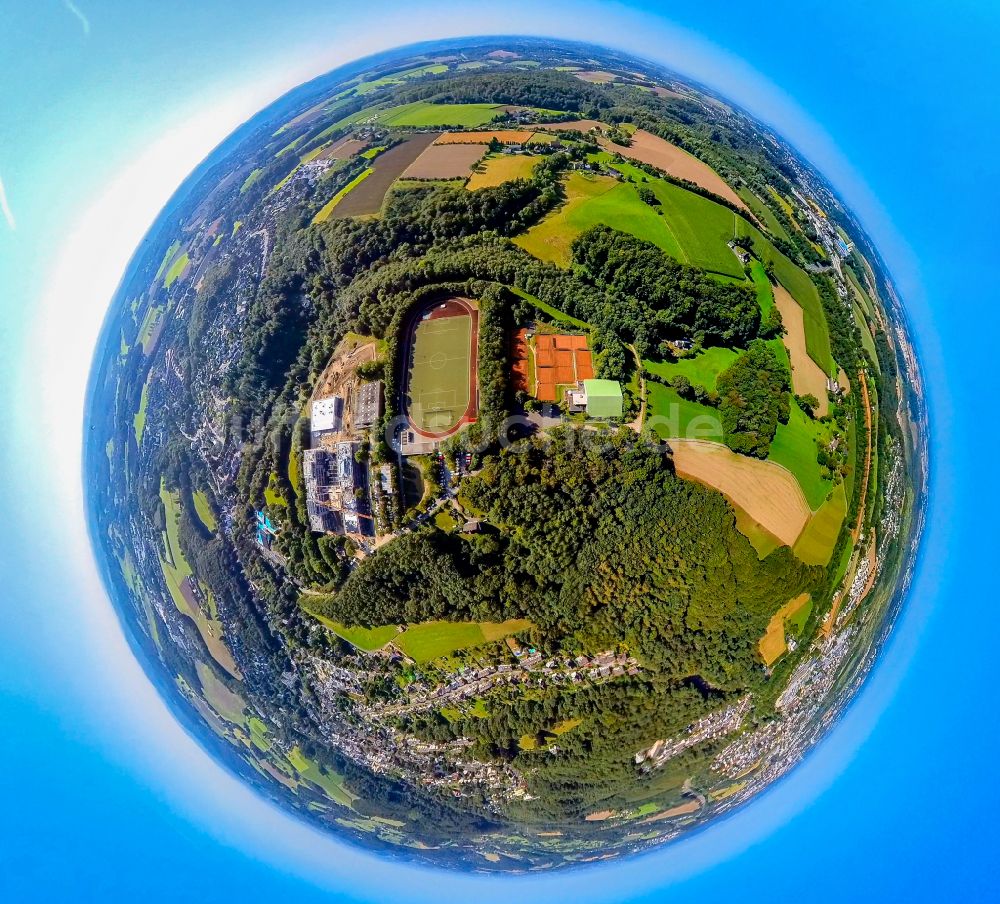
402,297,479,440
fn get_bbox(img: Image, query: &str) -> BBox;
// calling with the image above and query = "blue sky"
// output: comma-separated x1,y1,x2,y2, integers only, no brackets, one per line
1,1,998,900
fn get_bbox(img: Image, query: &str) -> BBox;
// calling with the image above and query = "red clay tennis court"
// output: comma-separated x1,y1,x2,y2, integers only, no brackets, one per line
531,332,593,402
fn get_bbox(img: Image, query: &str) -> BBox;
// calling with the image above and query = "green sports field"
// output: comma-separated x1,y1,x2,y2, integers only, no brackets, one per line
406,304,474,435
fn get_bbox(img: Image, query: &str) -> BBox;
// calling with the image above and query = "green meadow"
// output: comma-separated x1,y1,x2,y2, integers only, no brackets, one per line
240,168,264,193
643,346,738,392
163,251,190,289
768,405,834,510
737,186,792,244
793,482,848,566
192,490,217,532
377,101,504,127
311,613,531,663
354,63,449,96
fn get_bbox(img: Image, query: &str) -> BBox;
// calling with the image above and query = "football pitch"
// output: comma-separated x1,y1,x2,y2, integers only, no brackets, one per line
406,300,476,436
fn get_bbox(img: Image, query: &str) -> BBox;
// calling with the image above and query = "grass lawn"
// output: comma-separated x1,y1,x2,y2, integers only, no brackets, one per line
192,490,217,532
434,509,459,531
135,304,163,353
550,717,583,735
786,596,814,636
734,510,784,559
312,168,374,224
854,303,881,373
832,537,855,588
509,286,590,328
846,266,876,318
768,405,833,510
395,618,532,663
287,746,357,808
793,481,848,566
377,101,503,127
643,346,738,392
275,136,304,158
467,153,540,189
741,226,833,374
516,171,685,267
163,251,190,289
354,63,449,96
748,259,776,317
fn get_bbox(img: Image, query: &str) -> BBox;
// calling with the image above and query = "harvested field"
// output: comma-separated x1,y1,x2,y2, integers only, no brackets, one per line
651,86,686,100
759,593,812,666
320,137,367,160
328,132,438,218
404,297,479,438
467,154,540,189
639,799,701,824
575,70,617,84
403,143,484,179
312,169,373,224
600,129,747,211
535,119,605,134
670,439,811,547
773,284,831,416
436,130,535,144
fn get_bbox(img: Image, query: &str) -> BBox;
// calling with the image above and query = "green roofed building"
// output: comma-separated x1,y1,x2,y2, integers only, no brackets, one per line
583,379,623,419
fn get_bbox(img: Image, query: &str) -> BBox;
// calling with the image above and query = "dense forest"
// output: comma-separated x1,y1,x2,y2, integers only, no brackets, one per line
312,429,819,689
716,340,791,458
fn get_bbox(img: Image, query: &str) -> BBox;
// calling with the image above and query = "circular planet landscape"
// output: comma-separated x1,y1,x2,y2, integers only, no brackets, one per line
85,36,928,871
